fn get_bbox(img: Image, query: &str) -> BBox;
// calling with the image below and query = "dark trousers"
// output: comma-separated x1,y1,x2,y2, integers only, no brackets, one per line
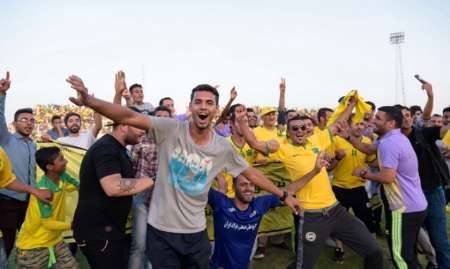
423,186,450,268
332,186,376,233
77,236,130,269
294,203,382,269
0,196,28,257
146,224,211,269
385,209,427,269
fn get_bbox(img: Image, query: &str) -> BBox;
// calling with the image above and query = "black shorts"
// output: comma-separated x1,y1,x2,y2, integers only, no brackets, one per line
146,224,211,269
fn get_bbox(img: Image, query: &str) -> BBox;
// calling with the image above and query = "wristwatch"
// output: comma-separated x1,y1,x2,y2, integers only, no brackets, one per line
280,190,289,202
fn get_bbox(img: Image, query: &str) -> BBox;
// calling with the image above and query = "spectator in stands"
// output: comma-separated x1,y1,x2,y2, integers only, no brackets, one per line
430,114,443,128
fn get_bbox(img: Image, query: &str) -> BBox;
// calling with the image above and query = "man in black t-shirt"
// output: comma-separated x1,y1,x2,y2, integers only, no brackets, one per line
72,116,154,269
395,81,450,269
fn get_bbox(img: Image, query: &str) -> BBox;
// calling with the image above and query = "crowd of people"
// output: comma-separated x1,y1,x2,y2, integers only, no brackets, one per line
0,69,449,269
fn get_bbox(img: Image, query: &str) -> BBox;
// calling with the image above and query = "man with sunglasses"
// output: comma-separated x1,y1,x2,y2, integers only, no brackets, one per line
0,71,40,258
278,99,382,269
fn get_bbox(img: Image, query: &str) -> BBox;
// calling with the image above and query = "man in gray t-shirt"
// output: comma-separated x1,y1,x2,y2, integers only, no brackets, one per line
66,76,300,269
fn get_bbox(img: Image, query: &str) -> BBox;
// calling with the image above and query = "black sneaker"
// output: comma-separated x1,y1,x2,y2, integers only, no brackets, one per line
253,247,266,259
333,247,344,264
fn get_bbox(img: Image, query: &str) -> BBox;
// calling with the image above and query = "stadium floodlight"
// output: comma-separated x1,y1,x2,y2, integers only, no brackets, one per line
390,32,406,105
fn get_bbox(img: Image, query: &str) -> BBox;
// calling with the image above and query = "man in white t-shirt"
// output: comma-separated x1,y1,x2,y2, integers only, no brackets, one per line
57,111,102,149
66,75,301,269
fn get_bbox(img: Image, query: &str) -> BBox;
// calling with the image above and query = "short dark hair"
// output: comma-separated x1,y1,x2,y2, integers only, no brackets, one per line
366,101,376,111
190,84,219,105
432,114,442,118
14,108,33,122
228,103,244,122
36,147,61,173
51,115,61,123
129,83,142,94
246,108,255,113
378,106,403,128
153,105,172,117
317,108,333,121
64,112,81,125
394,104,409,111
287,115,304,129
443,107,450,114
410,105,422,115
286,109,297,115
159,97,173,106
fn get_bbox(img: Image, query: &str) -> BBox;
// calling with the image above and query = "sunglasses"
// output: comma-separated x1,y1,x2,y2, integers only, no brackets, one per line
290,125,306,131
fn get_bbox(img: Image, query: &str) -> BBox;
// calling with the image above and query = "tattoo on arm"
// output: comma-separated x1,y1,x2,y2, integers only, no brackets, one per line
118,178,137,193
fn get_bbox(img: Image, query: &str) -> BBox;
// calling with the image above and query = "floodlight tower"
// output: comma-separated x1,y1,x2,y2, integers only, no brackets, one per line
390,32,406,105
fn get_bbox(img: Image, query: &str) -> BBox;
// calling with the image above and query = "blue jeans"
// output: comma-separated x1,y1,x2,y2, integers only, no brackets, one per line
128,196,152,269
0,239,8,269
423,186,450,268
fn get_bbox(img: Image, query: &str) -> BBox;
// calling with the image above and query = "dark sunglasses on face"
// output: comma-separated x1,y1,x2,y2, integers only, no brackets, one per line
290,125,306,131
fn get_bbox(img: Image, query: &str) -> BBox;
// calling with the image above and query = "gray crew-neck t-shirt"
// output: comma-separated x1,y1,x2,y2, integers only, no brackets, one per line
148,117,249,233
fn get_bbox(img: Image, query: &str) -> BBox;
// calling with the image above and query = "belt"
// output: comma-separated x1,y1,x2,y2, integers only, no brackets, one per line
302,201,339,215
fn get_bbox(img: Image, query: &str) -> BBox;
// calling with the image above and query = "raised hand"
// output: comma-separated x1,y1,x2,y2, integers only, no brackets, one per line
421,81,433,97
115,71,127,96
279,77,286,93
230,86,237,100
0,71,11,93
66,75,90,106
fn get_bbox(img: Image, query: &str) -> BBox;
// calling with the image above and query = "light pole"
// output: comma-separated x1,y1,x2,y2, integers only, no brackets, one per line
390,32,406,105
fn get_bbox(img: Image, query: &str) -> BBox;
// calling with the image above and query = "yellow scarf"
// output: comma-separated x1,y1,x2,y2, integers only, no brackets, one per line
327,90,371,126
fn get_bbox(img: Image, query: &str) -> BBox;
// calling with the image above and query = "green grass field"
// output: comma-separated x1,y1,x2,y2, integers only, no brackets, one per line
9,215,450,269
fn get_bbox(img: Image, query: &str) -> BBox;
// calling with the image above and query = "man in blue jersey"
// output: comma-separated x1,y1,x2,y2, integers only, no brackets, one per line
209,153,328,269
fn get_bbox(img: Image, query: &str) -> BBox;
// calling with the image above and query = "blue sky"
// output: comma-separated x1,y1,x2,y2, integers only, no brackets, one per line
1,0,449,122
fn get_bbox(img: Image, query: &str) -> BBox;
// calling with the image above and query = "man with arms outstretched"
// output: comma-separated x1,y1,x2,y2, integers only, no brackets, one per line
66,75,300,269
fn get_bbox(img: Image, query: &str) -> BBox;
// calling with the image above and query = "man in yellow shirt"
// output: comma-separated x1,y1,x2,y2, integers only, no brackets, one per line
279,110,382,268
331,116,377,262
253,106,285,164
0,147,52,269
16,147,79,269
222,104,279,197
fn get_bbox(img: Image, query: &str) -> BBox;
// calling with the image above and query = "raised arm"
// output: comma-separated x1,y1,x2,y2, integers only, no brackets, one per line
113,71,126,105
241,167,300,214
0,71,12,143
277,78,287,126
66,75,151,131
215,87,237,125
91,112,103,138
100,174,154,197
237,112,279,155
420,81,433,122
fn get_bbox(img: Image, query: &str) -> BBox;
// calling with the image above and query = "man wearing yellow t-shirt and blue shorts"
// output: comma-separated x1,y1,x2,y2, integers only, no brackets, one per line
279,114,382,269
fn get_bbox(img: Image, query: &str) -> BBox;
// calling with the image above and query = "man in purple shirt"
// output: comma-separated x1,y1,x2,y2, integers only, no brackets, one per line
351,106,427,269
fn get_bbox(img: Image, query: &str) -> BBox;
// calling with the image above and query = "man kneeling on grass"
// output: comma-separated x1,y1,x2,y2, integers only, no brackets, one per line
209,153,329,269
15,147,80,269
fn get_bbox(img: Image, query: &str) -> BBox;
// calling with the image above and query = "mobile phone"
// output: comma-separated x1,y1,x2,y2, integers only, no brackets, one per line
414,74,426,84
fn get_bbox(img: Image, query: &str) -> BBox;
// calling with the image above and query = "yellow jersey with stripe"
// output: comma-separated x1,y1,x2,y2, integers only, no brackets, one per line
253,126,285,163
223,136,255,197
332,136,376,189
0,147,16,189
16,173,79,249
274,129,337,209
